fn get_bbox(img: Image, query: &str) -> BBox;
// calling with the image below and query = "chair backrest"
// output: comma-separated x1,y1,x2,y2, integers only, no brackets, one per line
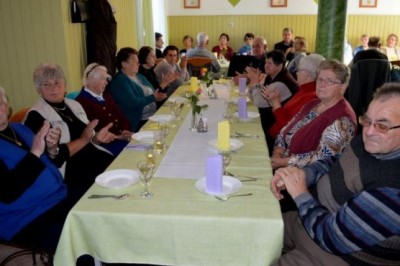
227,55,256,77
346,59,391,117
9,107,30,123
187,57,213,78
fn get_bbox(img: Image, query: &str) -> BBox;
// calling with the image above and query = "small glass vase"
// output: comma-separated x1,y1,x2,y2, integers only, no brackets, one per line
189,109,198,131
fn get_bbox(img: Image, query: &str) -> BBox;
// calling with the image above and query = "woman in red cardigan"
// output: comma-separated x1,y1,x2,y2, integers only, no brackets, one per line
266,54,325,138
270,59,357,170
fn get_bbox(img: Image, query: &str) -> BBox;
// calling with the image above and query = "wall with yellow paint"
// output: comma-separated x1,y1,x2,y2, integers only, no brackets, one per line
168,15,400,54
0,0,137,112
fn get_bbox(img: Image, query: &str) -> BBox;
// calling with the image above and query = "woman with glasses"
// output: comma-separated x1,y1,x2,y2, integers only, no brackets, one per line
271,59,357,170
75,63,133,155
24,63,115,200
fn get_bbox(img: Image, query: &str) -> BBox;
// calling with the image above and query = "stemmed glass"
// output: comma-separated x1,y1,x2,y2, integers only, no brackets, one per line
137,161,155,199
218,149,232,175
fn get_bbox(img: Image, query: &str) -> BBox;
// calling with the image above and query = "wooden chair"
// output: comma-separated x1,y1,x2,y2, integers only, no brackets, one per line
186,57,213,78
9,107,30,123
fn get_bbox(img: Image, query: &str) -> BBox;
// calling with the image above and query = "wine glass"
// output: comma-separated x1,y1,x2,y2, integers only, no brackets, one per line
137,161,155,199
218,149,232,175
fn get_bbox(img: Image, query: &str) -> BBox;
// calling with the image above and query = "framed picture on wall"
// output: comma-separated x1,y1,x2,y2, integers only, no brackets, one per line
270,0,287,7
184,0,200,9
359,0,377,8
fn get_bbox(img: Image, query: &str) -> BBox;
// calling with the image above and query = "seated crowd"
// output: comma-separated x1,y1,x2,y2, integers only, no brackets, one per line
1,27,399,266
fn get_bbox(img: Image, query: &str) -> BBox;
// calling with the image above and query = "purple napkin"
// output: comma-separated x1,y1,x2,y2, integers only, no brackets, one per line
238,78,247,95
238,97,248,118
205,155,223,194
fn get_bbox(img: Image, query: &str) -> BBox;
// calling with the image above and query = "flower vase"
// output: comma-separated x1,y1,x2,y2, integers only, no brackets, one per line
190,109,198,131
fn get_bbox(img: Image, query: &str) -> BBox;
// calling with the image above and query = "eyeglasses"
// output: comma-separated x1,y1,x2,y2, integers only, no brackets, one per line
358,115,400,134
316,77,342,86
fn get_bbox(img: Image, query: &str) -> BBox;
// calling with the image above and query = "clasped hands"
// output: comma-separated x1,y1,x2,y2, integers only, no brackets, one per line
31,120,61,158
270,166,308,201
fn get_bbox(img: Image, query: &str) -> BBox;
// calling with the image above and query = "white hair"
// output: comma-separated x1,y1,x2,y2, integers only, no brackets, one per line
298,54,325,80
197,32,208,46
82,63,108,86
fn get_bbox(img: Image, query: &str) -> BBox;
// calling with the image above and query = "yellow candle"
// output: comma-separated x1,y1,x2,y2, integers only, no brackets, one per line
218,121,230,150
190,77,198,93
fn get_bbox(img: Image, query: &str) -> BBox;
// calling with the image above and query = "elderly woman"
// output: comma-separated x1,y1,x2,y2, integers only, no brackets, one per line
138,46,178,107
0,86,69,253
212,33,234,61
75,63,132,155
109,47,167,132
24,63,115,196
266,54,325,138
271,59,357,170
154,45,189,97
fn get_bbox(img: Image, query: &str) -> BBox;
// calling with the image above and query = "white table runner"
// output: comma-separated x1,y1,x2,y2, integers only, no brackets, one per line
155,84,230,179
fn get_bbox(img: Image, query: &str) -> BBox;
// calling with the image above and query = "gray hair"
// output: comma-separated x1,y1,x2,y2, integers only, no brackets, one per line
298,54,325,80
197,32,208,46
82,63,108,86
0,86,8,103
373,83,400,102
317,59,350,85
33,63,66,89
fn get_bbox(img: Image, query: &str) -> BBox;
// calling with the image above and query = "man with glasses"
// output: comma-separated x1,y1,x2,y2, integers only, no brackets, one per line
270,82,400,265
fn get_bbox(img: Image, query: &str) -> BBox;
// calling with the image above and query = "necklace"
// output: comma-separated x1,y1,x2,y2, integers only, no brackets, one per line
52,105,67,111
0,127,22,146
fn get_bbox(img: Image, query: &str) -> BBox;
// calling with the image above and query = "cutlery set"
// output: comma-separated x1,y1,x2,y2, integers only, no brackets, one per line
232,131,260,138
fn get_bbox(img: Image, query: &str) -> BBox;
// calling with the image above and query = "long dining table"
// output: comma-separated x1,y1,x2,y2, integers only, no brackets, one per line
53,81,283,266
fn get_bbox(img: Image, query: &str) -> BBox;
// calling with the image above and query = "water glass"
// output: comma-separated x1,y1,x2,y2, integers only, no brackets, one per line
153,131,165,154
137,161,155,199
218,149,232,175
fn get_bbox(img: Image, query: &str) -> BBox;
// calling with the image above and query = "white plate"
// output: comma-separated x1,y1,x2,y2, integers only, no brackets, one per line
234,111,260,122
168,96,187,103
149,114,175,123
195,176,242,196
208,138,244,151
132,131,154,143
95,169,140,189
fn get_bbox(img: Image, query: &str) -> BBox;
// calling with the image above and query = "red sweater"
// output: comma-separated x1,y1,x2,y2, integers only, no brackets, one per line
268,81,317,138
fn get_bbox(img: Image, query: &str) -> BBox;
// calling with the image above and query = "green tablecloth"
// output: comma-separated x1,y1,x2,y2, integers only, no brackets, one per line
54,82,283,266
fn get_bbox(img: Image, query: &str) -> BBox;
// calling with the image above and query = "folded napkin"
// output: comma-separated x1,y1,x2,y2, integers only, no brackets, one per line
238,97,248,118
218,121,230,150
205,155,223,194
238,77,247,95
190,77,198,92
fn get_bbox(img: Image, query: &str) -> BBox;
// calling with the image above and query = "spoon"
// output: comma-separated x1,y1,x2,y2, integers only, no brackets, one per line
88,194,129,200
234,131,260,138
215,193,253,201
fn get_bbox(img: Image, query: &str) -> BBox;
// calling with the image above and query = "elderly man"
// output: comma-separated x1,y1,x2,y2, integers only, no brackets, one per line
186,32,221,75
270,82,400,266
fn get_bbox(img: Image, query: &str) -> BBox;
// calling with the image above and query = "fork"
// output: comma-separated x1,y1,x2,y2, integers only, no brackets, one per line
234,131,260,138
226,171,260,181
215,193,253,201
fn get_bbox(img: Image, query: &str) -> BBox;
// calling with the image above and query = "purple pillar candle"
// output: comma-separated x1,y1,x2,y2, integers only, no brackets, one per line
205,155,223,194
238,78,247,95
238,97,248,118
